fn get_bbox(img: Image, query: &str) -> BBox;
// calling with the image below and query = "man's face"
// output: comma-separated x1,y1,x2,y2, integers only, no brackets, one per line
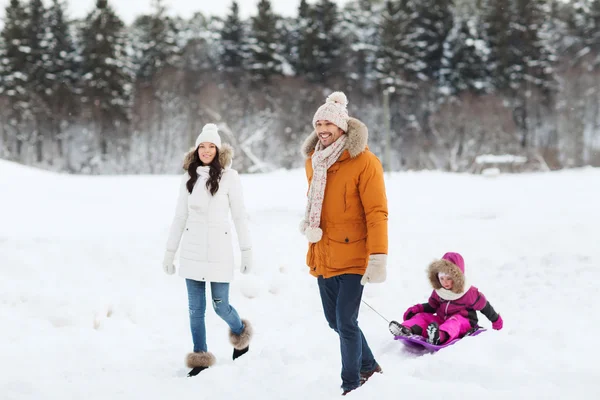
315,120,344,148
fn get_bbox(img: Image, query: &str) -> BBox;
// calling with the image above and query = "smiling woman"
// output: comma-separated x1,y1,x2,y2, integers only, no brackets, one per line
162,122,254,377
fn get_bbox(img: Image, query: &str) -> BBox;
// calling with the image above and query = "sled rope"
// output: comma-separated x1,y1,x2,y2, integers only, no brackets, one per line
361,300,390,323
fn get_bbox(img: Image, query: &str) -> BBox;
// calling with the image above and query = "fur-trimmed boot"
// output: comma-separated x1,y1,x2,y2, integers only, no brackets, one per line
229,319,253,360
186,351,216,377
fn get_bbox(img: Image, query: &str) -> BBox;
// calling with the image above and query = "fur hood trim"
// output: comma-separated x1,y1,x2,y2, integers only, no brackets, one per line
186,351,216,368
427,259,466,294
183,143,234,170
229,319,253,350
301,117,368,159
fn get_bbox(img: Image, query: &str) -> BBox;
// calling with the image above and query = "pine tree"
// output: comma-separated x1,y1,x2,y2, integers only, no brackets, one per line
0,0,30,157
402,0,453,82
133,0,181,83
376,0,412,91
340,0,381,92
291,0,319,80
483,0,556,147
248,0,281,82
220,1,246,74
481,0,520,93
512,0,556,95
0,0,28,99
25,0,49,93
46,0,79,156
79,0,133,156
571,0,600,68
25,0,52,162
439,14,490,96
312,0,343,83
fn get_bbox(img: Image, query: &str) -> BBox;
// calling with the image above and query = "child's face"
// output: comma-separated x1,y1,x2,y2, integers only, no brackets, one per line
439,276,454,290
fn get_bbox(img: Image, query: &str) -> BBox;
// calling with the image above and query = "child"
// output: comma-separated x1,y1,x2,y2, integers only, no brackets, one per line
389,252,503,345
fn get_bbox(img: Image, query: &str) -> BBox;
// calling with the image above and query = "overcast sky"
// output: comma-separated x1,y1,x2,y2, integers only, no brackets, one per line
0,0,352,24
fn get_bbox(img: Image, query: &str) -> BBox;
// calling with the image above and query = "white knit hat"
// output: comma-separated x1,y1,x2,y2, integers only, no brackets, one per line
312,91,350,132
195,123,222,148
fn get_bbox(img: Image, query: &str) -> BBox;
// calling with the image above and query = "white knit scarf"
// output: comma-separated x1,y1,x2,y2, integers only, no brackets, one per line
197,166,210,183
301,135,348,243
435,278,470,301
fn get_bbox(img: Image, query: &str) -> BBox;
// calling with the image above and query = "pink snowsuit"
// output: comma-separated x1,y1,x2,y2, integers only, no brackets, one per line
402,252,500,342
403,286,493,342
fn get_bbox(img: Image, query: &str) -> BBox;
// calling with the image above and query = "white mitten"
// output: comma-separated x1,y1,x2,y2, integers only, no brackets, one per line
360,254,387,285
240,249,252,274
163,250,176,275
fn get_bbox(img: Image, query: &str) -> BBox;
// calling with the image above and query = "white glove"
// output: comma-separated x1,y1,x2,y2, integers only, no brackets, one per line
240,249,252,274
163,250,176,275
360,254,387,285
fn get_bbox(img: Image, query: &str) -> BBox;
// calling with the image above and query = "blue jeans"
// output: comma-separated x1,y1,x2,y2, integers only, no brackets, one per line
185,279,244,353
317,274,378,391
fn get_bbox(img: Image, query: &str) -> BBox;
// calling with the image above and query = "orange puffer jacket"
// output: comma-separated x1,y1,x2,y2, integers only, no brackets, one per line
301,118,388,278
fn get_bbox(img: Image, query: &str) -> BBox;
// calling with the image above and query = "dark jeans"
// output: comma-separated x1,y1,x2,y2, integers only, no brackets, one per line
317,274,378,391
185,279,244,353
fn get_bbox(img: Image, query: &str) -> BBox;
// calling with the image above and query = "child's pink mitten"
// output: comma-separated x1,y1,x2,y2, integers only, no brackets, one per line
492,315,503,330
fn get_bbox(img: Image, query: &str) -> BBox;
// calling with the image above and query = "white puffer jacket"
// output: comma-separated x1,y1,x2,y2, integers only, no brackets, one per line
165,144,251,282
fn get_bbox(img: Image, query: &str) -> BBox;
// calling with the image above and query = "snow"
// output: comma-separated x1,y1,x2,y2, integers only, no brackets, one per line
475,154,528,164
1,160,599,399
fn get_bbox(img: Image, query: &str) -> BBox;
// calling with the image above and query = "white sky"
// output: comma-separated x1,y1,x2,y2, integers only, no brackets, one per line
0,0,352,24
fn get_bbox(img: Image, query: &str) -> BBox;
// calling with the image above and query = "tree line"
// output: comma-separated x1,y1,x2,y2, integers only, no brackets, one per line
1,0,599,174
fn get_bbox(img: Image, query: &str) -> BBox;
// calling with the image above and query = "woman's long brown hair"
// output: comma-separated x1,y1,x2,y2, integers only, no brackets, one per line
186,147,223,195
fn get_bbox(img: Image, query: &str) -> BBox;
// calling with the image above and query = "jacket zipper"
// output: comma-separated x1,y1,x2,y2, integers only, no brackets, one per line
444,301,450,320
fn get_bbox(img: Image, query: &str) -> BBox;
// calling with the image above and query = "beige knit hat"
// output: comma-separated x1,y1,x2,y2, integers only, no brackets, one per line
312,91,350,132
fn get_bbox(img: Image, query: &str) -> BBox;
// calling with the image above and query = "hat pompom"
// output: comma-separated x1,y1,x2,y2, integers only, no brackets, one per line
305,226,323,243
326,91,348,107
203,123,218,132
299,219,308,235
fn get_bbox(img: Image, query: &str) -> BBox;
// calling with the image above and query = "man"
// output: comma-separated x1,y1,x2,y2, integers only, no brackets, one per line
300,91,388,395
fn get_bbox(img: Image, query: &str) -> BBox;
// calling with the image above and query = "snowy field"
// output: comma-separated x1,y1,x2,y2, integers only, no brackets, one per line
1,159,598,399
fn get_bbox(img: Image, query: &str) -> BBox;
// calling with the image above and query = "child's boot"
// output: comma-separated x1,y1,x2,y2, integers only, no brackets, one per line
389,320,412,336
426,322,440,344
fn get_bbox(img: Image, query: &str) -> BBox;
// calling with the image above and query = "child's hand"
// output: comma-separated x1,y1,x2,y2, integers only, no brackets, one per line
492,315,503,330
403,304,424,321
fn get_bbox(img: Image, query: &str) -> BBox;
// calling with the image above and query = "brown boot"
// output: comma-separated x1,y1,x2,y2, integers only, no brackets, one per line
360,363,382,384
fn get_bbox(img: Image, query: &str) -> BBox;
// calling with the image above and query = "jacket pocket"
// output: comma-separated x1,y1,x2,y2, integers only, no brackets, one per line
207,223,233,263
181,221,208,261
327,226,368,269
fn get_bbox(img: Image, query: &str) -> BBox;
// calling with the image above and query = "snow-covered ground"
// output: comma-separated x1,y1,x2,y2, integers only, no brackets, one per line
1,159,598,399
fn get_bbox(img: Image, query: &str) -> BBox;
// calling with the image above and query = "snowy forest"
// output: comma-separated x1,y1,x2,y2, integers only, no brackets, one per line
0,0,599,174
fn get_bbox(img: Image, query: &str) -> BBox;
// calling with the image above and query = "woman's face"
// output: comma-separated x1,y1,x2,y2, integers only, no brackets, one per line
197,142,217,165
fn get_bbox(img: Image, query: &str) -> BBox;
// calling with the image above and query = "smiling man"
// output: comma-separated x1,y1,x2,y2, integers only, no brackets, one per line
299,91,389,395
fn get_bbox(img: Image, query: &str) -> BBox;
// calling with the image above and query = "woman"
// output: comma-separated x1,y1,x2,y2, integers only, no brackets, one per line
162,123,253,377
